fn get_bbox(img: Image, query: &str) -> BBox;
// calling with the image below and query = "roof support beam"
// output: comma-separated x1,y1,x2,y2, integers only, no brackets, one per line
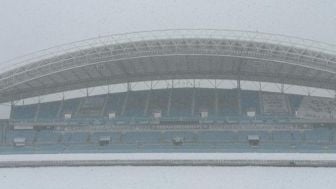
0,34,336,102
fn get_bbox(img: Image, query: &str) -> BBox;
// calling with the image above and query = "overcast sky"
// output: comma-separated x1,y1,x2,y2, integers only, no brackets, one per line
0,0,336,64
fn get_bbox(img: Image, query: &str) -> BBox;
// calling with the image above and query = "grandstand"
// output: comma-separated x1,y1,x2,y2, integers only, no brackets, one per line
1,29,336,154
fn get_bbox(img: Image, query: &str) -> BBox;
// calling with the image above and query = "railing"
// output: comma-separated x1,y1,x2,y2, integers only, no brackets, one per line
10,115,311,127
1,159,336,168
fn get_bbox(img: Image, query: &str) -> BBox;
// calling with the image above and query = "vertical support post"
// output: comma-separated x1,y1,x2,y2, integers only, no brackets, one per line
237,79,241,90
127,82,132,91
57,93,65,119
258,82,264,114
0,121,4,144
237,78,241,116
10,100,14,120
191,79,196,116
144,89,151,117
35,96,41,122
191,87,196,116
236,59,242,117
167,80,174,116
281,83,285,94
214,79,218,116
307,87,311,96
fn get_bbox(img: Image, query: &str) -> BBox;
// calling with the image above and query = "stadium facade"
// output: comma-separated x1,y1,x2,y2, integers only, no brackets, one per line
1,29,336,154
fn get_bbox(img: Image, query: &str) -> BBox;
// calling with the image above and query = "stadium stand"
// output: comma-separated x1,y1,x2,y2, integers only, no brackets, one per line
240,90,260,116
169,88,193,117
11,104,37,120
147,89,170,117
11,88,336,122
35,130,60,145
123,91,148,117
198,131,237,143
2,125,336,153
37,101,60,120
59,98,81,119
216,89,239,116
76,95,105,118
261,92,290,116
5,88,336,154
122,131,162,144
288,95,303,115
104,93,126,118
2,29,336,155
304,128,331,144
194,88,216,117
297,96,336,120
91,132,122,144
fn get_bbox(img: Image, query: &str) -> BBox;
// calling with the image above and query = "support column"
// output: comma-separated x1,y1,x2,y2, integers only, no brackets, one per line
121,90,129,116
34,97,41,122
1,122,4,145
237,79,241,116
57,96,64,118
102,86,110,117
281,83,285,94
127,82,132,91
101,94,108,117
10,101,14,120
236,59,242,117
191,88,196,116
144,90,151,116
258,82,264,114
214,80,218,116
167,80,174,116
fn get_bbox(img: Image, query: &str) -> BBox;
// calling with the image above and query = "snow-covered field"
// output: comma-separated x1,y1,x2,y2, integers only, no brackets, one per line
1,166,336,189
1,153,336,189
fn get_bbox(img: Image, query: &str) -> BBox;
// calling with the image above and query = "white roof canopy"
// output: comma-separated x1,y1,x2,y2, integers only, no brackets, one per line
0,29,336,103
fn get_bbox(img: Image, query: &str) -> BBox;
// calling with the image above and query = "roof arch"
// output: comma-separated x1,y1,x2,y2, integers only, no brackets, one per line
0,29,336,103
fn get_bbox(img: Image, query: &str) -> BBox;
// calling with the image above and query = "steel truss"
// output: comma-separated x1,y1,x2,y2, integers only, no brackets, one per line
0,29,336,103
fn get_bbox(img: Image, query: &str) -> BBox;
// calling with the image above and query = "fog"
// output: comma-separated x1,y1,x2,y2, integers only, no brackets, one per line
1,0,335,63
0,0,335,118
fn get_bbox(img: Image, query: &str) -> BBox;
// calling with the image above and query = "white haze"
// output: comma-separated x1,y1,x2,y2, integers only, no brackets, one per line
0,0,335,63
0,0,335,118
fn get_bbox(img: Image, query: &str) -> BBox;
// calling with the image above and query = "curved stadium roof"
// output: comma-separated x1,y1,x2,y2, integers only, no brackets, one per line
0,29,336,103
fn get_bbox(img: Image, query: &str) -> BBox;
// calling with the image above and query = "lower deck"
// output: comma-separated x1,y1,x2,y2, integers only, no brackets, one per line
1,122,336,154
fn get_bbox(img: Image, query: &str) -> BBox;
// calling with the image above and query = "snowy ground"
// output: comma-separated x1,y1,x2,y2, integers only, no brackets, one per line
1,166,336,189
1,153,336,189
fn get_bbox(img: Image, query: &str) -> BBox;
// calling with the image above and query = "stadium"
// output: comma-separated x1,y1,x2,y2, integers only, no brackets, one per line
1,29,336,157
